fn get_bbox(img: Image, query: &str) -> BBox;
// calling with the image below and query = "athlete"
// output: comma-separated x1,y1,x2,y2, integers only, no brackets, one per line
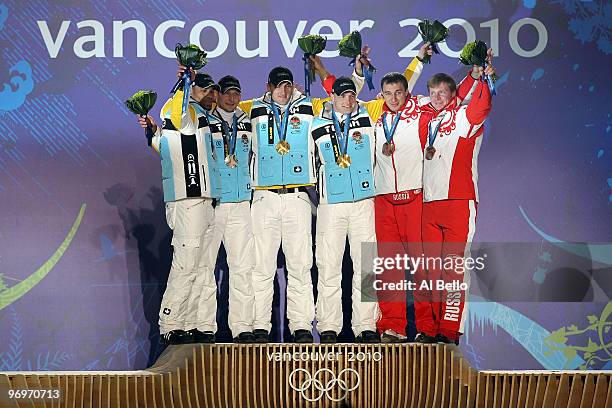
137,71,221,344
415,50,495,345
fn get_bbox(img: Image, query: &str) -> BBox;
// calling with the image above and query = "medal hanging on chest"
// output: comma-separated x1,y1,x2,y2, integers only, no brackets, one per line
382,111,401,157
337,154,352,168
426,114,443,161
271,102,291,155
222,113,239,168
276,140,290,155
332,110,352,168
382,142,395,156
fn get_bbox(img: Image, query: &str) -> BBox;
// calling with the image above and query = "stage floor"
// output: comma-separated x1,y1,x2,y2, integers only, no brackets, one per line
1,344,611,407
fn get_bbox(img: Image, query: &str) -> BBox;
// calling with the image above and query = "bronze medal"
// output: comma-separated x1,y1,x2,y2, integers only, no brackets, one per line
382,142,395,156
425,146,436,160
275,140,291,155
225,154,238,168
337,154,351,168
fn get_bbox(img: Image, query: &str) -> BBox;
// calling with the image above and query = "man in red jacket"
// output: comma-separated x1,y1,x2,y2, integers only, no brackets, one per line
374,60,489,343
414,54,494,345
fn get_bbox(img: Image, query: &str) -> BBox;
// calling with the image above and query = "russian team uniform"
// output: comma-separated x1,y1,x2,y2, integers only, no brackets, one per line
373,96,426,340
373,71,478,340
417,80,492,342
152,97,221,335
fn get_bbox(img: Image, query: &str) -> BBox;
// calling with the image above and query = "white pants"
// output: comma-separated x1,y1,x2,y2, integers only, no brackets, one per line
251,189,315,334
197,201,255,335
315,198,380,336
159,198,215,334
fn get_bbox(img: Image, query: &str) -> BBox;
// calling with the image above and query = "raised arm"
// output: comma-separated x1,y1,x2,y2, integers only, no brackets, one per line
457,48,496,105
403,42,434,93
465,74,492,126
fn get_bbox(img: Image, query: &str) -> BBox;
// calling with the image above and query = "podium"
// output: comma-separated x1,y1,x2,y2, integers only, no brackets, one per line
1,344,610,407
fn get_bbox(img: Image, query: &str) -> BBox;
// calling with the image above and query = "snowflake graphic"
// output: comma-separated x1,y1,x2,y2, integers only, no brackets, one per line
551,0,612,54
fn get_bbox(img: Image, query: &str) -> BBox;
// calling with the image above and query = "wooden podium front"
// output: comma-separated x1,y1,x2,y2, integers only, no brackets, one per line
1,344,611,407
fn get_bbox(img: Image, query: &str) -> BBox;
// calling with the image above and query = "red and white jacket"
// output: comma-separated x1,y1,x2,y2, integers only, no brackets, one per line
374,98,426,195
374,73,478,197
422,80,492,203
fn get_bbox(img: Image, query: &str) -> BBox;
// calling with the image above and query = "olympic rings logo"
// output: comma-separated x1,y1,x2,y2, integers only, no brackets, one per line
288,368,360,402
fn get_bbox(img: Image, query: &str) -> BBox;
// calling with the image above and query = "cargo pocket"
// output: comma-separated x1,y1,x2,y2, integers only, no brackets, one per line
171,236,201,272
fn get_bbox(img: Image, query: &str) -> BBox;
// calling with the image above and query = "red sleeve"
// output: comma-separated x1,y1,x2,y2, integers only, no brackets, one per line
456,71,476,103
466,80,492,125
322,74,336,96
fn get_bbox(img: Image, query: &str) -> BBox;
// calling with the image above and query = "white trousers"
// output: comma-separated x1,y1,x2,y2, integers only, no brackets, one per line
159,198,215,334
251,189,315,334
197,201,255,335
315,198,380,336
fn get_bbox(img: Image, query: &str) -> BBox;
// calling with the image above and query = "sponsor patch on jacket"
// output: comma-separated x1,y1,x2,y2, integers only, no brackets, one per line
290,116,301,129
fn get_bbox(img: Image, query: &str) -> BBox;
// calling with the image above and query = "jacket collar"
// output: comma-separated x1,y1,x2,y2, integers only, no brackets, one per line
209,106,247,123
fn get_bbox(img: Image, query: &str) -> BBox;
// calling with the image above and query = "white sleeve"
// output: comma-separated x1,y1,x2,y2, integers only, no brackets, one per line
352,70,365,96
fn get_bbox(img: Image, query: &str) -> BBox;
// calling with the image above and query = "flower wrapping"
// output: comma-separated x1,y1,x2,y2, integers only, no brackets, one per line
125,90,157,146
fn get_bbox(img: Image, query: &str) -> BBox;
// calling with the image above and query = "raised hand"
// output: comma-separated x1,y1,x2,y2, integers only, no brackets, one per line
176,64,196,81
354,45,372,76
417,42,434,61
308,55,330,80
137,114,158,134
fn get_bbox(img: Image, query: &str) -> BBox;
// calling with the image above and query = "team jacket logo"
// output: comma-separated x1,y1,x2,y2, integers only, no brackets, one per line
352,131,362,143
242,134,249,145
400,98,421,122
438,110,457,136
376,98,420,127
290,116,301,128
187,154,199,187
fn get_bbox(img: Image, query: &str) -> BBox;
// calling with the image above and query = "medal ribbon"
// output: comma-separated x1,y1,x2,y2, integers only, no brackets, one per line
220,113,238,157
382,112,402,144
270,102,291,143
349,55,376,91
302,53,312,97
484,63,496,96
428,114,443,148
331,110,352,156
363,64,375,91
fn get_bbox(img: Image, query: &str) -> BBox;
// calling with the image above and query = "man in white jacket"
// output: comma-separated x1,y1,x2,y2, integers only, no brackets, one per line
137,73,221,344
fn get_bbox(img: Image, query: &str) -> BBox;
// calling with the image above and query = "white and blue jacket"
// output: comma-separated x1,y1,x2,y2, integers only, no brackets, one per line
205,107,253,203
312,102,375,204
249,89,317,187
152,97,222,202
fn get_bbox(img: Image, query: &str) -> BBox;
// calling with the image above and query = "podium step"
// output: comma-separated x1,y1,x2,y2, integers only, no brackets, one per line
1,344,610,407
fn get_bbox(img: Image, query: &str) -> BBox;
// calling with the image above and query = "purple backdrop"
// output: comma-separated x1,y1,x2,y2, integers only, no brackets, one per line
0,0,610,371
